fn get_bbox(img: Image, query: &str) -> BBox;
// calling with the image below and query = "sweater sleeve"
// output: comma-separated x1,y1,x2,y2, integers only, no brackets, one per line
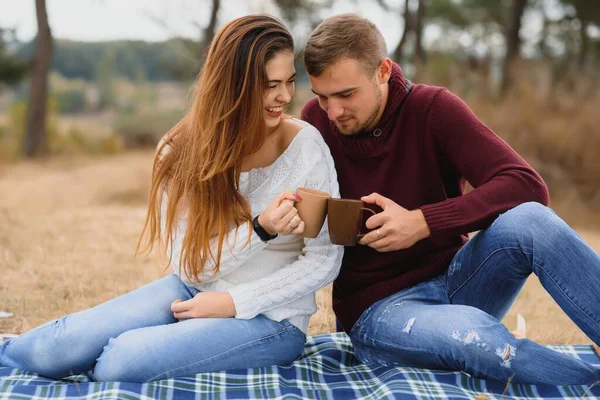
227,136,343,319
164,199,269,283
420,89,549,238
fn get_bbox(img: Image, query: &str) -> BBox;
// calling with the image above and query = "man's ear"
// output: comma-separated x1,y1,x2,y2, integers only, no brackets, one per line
377,58,393,84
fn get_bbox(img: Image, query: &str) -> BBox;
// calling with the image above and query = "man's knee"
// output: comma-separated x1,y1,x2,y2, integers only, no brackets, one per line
492,202,561,239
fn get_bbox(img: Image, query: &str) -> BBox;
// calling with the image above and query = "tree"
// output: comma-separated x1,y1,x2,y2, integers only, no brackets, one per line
414,0,427,65
95,49,116,109
500,0,528,94
563,0,600,69
199,0,220,61
0,28,28,85
146,0,222,78
377,0,427,65
24,0,53,158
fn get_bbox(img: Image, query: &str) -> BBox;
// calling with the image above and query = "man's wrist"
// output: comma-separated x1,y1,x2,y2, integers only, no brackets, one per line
414,209,431,240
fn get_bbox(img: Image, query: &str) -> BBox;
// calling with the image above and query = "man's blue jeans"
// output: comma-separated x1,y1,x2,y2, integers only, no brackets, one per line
0,274,306,382
349,202,600,385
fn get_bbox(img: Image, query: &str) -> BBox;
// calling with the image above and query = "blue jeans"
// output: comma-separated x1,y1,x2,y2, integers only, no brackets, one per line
0,274,305,382
350,202,600,385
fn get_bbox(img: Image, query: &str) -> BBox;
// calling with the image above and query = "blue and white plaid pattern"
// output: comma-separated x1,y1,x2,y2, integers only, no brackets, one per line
1,333,599,399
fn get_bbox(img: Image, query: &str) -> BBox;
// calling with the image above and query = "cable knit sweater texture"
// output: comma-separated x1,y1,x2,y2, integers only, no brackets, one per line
164,119,343,334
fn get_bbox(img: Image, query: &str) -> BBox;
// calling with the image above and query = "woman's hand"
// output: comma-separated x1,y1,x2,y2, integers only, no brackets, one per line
171,292,236,319
258,190,304,236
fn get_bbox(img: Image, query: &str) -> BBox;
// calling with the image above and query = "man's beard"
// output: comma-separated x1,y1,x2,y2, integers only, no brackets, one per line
338,86,383,135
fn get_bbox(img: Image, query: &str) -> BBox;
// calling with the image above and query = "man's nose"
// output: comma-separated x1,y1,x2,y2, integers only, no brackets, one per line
327,101,344,121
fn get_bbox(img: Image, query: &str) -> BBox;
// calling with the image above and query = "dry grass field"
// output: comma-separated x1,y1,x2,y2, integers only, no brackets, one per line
0,150,599,348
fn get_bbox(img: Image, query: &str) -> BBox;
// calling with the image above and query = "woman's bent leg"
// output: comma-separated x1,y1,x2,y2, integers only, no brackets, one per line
92,316,306,382
0,274,192,379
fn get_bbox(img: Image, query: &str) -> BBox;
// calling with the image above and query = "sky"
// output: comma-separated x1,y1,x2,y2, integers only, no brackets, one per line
1,0,569,58
0,0,406,46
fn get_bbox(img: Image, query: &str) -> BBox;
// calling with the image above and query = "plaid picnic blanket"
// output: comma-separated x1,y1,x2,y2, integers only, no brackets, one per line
1,333,599,399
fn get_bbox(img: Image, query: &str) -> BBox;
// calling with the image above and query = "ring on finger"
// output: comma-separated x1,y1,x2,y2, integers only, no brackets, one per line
376,229,382,239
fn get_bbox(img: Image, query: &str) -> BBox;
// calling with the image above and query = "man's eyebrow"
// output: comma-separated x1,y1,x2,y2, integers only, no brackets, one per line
268,72,297,83
311,87,358,97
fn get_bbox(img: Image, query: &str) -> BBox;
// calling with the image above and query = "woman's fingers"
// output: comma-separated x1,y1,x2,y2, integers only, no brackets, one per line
173,311,192,320
290,220,305,236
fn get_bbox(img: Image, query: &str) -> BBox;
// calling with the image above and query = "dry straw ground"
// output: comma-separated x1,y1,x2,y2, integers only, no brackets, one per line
0,150,599,346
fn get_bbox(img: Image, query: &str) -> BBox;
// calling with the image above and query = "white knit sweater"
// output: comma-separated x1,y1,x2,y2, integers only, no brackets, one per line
165,120,343,334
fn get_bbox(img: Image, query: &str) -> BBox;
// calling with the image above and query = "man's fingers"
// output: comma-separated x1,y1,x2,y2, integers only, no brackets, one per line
365,213,385,230
361,192,389,210
372,243,393,252
369,238,389,250
358,231,378,245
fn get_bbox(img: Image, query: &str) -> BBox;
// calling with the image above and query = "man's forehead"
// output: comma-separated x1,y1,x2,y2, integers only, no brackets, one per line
322,57,364,79
309,59,368,90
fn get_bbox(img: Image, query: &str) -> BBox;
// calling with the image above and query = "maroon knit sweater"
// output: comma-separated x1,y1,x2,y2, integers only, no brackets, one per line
301,63,549,333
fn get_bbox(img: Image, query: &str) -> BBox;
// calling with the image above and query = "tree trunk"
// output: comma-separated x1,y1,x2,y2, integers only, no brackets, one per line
392,0,411,64
200,0,221,62
500,0,527,95
571,0,589,69
24,0,53,158
414,0,427,65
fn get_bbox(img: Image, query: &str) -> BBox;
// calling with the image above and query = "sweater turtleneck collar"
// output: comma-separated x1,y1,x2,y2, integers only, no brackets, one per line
377,63,411,128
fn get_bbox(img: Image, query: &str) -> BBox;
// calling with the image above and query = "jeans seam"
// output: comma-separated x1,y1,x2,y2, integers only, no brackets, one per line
145,325,302,382
448,246,522,301
532,258,600,333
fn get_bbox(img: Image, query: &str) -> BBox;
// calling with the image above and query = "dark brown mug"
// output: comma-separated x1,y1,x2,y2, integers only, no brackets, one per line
327,198,377,246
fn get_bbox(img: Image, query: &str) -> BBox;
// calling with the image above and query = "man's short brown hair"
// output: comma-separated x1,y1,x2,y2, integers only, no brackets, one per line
304,13,387,77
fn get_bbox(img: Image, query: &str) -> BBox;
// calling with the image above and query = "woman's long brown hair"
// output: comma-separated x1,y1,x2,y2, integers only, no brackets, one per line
137,15,294,283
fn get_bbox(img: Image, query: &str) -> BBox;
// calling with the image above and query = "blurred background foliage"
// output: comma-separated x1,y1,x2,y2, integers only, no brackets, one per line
0,0,599,215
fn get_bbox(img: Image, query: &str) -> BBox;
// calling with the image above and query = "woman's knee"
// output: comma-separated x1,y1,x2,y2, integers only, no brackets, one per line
92,332,148,382
21,317,92,378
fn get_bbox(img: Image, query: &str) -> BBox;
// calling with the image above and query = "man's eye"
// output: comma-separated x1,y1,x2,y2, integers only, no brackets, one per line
340,92,352,98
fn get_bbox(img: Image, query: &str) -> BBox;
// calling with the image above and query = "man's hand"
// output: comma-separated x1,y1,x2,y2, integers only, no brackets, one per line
171,292,236,320
358,192,430,252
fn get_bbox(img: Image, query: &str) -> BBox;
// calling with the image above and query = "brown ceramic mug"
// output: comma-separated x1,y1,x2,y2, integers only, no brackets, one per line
327,198,377,246
294,187,332,238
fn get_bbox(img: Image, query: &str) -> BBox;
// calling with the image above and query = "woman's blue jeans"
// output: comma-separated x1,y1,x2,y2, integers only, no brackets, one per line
0,274,306,382
350,202,600,385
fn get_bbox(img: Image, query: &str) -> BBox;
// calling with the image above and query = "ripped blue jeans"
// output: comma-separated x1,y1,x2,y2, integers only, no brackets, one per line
350,202,600,385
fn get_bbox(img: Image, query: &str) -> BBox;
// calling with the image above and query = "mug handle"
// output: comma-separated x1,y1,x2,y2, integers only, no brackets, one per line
357,207,377,239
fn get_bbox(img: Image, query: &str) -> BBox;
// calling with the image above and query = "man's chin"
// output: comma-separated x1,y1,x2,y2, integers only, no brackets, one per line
335,122,360,135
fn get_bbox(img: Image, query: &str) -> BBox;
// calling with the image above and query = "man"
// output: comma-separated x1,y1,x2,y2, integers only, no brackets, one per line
301,13,600,385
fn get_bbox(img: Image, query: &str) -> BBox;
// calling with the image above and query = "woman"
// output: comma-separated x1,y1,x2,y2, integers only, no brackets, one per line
0,14,342,382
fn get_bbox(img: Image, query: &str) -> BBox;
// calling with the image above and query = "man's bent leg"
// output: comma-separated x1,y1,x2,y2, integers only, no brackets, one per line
351,298,600,385
447,202,600,344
